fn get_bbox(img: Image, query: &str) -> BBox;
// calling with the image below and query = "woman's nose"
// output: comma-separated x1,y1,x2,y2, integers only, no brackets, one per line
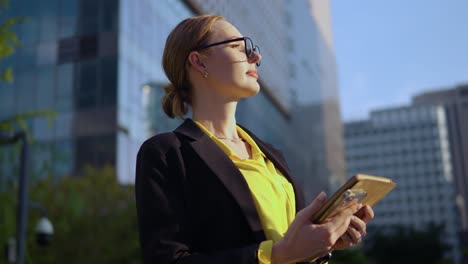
251,51,262,66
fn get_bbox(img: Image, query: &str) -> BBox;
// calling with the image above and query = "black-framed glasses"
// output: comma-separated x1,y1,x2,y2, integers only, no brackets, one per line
193,37,261,66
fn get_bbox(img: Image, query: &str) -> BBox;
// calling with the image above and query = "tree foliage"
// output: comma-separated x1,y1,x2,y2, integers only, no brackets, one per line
364,224,452,264
330,247,369,264
329,223,454,264
0,0,23,83
0,166,140,264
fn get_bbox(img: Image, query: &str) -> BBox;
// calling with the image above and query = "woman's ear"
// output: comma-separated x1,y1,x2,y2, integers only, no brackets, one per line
187,51,207,74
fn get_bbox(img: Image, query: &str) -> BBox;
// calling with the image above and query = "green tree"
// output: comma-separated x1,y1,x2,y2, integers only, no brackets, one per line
364,224,452,264
0,166,141,264
0,0,21,83
0,0,56,136
330,247,369,264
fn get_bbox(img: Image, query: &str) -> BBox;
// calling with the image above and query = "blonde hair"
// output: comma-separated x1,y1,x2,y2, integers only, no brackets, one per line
161,14,224,119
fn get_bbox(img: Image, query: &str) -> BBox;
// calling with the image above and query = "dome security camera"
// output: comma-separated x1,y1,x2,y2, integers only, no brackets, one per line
35,217,53,246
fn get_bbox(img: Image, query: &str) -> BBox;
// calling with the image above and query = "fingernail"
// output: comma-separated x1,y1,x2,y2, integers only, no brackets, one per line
318,191,326,201
357,203,363,210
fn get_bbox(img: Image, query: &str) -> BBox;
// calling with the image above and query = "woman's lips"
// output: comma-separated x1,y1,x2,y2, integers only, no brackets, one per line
246,70,258,79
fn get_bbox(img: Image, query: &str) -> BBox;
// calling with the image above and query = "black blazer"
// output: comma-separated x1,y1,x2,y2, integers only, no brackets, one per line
135,119,306,264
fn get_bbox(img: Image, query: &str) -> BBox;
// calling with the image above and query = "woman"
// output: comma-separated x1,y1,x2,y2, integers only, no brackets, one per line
135,15,374,264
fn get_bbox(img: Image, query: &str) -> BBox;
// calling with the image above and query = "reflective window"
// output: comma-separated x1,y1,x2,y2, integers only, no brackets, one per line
39,0,58,41
16,46,36,69
79,0,99,35
20,1,40,46
100,0,118,32
37,65,55,109
59,0,78,38
99,56,117,106
37,42,57,65
77,58,97,109
54,112,73,139
56,63,75,111
33,117,54,141
76,134,116,173
16,70,36,112
0,82,15,119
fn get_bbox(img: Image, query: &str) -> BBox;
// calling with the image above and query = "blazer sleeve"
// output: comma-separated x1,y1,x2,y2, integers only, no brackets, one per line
135,138,261,264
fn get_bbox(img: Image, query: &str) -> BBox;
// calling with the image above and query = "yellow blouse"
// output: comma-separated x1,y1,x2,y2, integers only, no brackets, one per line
194,121,296,264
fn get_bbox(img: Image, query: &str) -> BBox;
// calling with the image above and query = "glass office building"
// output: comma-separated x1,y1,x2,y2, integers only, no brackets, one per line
413,84,468,231
0,0,119,182
412,83,468,263
345,105,461,263
1,0,344,199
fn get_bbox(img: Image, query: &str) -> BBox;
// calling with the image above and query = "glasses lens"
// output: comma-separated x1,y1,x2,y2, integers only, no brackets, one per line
254,45,260,57
245,38,254,58
255,45,261,66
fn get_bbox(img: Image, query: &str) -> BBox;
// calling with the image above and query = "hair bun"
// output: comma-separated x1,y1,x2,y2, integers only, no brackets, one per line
163,83,176,95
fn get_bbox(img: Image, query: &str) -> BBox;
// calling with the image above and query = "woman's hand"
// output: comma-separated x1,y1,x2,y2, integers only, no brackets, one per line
271,192,362,264
333,205,374,250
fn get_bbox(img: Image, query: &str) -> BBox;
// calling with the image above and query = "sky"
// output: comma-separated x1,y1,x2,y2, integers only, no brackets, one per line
331,0,468,121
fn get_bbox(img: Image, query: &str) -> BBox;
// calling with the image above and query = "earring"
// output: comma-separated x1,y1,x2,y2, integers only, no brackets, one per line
204,72,208,79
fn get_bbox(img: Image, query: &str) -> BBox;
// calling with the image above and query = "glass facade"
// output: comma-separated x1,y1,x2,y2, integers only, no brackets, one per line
413,84,468,233
0,0,119,183
116,0,192,183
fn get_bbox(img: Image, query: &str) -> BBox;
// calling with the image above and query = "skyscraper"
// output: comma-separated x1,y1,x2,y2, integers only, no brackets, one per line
345,105,461,263
412,83,468,263
412,83,468,231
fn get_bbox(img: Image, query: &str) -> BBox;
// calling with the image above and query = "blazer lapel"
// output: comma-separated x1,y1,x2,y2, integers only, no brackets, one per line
175,119,267,242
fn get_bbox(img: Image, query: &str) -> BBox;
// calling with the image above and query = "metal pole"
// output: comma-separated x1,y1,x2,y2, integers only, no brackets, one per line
16,132,28,264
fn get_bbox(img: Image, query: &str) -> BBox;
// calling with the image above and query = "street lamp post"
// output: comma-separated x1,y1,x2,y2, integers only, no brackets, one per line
0,131,29,264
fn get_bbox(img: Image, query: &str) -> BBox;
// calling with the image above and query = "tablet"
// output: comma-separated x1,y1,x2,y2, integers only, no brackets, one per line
310,174,396,224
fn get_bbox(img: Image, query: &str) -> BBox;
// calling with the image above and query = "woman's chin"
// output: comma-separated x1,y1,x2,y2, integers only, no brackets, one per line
242,85,260,97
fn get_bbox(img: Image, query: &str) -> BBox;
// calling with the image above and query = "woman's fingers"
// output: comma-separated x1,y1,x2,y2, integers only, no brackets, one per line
350,216,367,237
355,205,374,223
345,225,362,244
338,202,363,219
362,205,374,223
323,203,363,243
298,192,327,222
338,232,354,246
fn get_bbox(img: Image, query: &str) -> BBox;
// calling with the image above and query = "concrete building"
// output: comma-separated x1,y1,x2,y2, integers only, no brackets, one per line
412,83,468,263
345,105,461,263
413,83,468,231
0,0,344,200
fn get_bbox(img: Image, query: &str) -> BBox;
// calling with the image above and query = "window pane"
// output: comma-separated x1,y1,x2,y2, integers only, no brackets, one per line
99,56,117,106
37,66,55,109
76,59,97,109
39,0,58,41
0,82,15,119
59,0,78,38
20,1,40,45
17,70,36,112
100,0,118,32
79,0,99,35
56,63,75,111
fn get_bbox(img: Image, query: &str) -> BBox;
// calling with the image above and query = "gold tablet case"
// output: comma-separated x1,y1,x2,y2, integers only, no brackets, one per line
310,174,396,224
